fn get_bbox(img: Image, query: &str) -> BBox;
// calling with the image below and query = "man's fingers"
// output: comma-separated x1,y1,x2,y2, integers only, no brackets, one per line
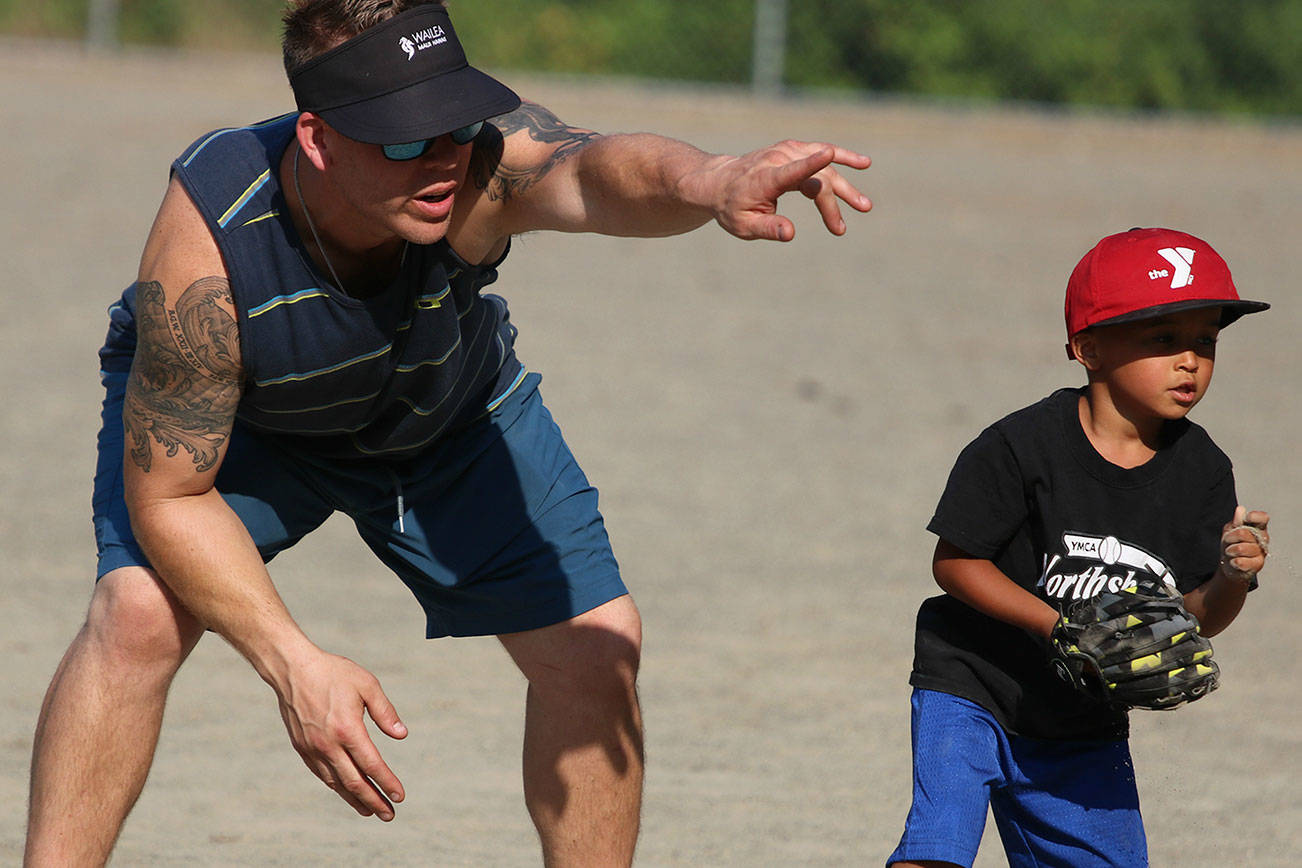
294,745,381,818
767,146,836,194
300,735,398,819
348,729,405,807
798,175,824,199
751,214,796,242
828,146,872,170
827,170,873,212
719,142,871,240
317,748,398,820
811,189,847,236
792,159,871,236
317,728,400,819
360,684,407,801
799,170,872,211
364,686,408,742
333,754,397,821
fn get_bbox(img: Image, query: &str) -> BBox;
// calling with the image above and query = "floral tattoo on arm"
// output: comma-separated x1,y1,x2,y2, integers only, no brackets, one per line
469,101,602,202
123,277,242,473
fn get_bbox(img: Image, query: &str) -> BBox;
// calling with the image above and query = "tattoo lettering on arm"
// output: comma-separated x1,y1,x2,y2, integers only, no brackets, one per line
469,101,602,202
124,278,242,473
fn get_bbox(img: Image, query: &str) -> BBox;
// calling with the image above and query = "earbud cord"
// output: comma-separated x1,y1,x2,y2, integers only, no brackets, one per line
293,143,349,293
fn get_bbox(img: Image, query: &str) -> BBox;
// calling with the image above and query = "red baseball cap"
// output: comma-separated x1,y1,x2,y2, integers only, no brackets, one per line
1064,228,1269,337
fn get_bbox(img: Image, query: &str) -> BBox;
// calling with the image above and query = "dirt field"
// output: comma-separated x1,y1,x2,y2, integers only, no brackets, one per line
2,38,1299,866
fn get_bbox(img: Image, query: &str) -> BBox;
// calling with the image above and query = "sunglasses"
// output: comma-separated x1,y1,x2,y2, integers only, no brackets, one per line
381,121,485,161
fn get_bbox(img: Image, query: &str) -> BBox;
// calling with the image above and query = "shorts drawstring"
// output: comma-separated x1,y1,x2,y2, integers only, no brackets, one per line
385,467,406,534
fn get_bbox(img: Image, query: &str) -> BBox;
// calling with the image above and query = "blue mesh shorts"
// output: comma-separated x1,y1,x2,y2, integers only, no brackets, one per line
887,688,1147,868
93,368,626,638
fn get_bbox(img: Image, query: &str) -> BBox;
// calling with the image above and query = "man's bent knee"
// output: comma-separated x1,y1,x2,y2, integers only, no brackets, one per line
500,595,642,697
84,567,204,670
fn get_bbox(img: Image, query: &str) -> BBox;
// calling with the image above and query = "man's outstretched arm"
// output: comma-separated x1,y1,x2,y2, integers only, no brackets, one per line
454,101,871,254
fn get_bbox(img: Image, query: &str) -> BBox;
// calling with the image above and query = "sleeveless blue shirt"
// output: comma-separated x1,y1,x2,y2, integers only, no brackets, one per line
165,113,522,459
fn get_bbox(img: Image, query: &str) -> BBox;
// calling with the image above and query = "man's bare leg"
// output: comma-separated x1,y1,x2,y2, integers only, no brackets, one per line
499,594,644,868
25,567,204,868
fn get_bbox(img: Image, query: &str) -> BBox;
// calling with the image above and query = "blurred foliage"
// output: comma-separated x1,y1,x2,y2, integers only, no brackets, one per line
451,0,756,84
0,0,282,50
784,0,1302,115
1,0,1298,116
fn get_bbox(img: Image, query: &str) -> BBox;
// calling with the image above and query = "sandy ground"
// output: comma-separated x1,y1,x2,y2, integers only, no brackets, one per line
1,38,1299,866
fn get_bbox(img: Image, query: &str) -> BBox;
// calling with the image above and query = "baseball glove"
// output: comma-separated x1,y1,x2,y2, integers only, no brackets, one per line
1049,585,1219,711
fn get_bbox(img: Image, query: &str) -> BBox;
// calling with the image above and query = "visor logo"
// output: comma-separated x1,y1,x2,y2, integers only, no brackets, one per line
1155,246,1195,288
398,25,447,60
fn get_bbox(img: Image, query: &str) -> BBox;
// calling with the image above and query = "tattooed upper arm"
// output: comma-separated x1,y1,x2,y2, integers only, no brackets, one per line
124,277,242,475
468,101,602,203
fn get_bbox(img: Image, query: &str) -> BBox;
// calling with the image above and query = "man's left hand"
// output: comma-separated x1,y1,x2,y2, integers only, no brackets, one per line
693,141,872,241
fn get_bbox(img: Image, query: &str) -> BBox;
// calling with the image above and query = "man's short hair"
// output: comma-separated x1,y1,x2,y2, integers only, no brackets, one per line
282,0,447,77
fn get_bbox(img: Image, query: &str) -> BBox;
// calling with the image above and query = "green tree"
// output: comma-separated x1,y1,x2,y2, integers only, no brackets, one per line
1,0,1297,115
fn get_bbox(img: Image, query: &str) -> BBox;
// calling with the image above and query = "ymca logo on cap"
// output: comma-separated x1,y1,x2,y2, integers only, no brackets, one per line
1064,227,1269,336
1152,246,1195,288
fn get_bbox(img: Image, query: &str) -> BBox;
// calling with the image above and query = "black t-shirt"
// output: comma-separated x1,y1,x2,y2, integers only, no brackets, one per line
911,387,1236,740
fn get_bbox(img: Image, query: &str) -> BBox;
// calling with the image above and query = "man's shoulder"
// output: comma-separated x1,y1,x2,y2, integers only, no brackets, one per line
169,115,297,238
174,113,298,173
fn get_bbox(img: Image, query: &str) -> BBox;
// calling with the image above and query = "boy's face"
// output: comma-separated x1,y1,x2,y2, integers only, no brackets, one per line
1073,307,1222,421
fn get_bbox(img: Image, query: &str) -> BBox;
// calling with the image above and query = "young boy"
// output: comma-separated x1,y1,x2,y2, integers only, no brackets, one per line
887,227,1272,868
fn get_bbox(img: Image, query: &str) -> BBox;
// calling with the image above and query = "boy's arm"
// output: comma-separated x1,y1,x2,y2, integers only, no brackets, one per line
932,539,1060,639
1181,506,1270,637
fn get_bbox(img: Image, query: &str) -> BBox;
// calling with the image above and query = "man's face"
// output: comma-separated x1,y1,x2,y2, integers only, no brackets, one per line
318,123,474,247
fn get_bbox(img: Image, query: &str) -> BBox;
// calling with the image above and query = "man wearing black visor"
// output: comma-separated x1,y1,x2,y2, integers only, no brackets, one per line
25,1,872,865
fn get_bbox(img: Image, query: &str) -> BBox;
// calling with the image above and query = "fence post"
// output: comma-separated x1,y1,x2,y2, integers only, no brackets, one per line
752,0,788,95
86,0,121,49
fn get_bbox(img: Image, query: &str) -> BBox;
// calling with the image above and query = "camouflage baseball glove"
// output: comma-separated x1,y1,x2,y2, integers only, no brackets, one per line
1049,585,1219,711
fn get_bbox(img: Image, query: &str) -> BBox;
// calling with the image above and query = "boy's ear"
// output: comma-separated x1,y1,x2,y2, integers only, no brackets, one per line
1069,330,1101,370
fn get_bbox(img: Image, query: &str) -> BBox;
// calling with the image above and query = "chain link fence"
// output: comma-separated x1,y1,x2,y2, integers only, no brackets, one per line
4,0,1300,116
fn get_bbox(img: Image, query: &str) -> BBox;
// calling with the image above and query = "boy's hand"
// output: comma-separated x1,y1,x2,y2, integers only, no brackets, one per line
1220,505,1270,584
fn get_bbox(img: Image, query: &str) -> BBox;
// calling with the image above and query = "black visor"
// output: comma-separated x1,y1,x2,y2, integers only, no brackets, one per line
1090,297,1271,330
289,5,520,145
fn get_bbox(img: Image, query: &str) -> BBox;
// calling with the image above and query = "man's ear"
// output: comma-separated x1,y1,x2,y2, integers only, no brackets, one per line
1069,330,1101,370
295,112,330,172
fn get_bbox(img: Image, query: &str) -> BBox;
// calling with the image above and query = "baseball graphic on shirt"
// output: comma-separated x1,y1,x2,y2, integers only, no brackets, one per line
1098,535,1122,565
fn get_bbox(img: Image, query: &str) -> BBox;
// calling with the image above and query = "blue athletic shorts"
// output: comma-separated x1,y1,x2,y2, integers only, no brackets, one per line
92,367,627,639
887,688,1147,868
